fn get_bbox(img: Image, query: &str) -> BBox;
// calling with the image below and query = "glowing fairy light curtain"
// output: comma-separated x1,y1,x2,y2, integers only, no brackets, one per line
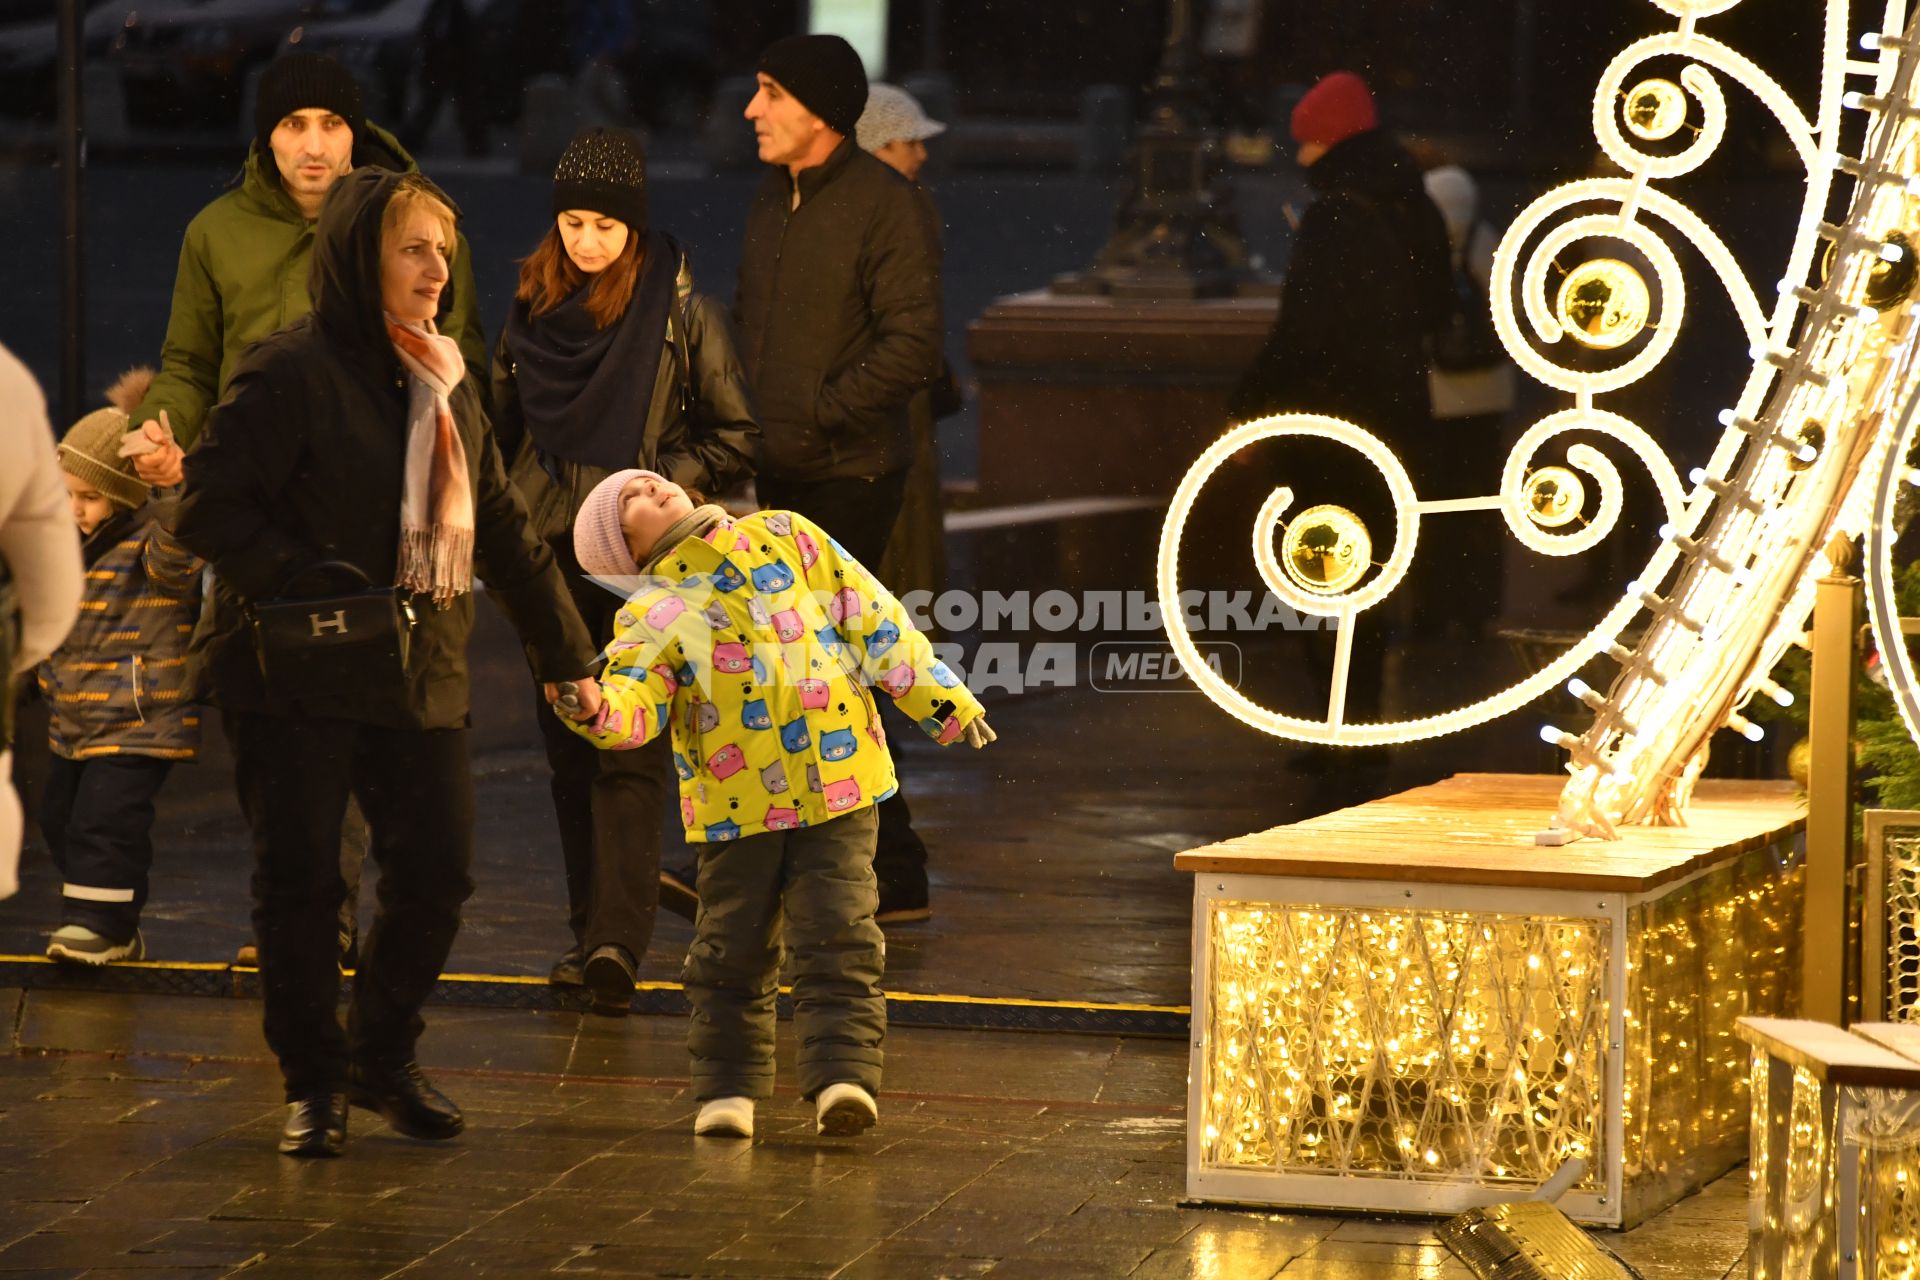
1161,0,1920,839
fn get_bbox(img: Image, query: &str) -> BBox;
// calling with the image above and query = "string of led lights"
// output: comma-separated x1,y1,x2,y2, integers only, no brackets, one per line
1161,0,1920,838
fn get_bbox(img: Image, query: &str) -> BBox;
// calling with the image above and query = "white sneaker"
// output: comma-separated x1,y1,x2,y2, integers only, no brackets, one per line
46,926,144,966
815,1082,878,1136
694,1096,754,1139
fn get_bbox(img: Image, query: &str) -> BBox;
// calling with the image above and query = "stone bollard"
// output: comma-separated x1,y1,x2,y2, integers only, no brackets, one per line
702,74,759,171
1078,84,1129,176
519,74,583,174
901,70,956,181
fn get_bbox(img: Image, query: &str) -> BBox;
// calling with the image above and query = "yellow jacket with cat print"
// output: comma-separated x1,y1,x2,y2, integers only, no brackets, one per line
565,509,983,842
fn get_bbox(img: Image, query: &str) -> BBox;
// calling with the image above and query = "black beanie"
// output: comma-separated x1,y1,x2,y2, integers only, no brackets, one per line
758,34,868,138
255,53,364,152
552,127,649,231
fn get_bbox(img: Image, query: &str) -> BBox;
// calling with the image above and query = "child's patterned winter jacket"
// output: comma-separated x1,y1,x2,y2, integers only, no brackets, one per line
37,498,203,761
566,510,983,842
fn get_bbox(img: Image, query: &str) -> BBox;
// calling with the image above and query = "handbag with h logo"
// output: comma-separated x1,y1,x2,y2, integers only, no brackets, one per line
247,560,417,701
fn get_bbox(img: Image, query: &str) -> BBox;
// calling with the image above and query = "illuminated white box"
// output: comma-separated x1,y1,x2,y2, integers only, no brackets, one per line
1738,1017,1920,1277
1177,774,1805,1227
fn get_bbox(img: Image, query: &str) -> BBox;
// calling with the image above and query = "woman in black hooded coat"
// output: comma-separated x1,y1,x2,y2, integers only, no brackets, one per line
176,166,597,1158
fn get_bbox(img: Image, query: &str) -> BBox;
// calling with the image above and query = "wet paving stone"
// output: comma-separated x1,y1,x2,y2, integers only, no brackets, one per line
2,986,1771,1276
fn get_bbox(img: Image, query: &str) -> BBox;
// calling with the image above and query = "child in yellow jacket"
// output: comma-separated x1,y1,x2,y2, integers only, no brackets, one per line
559,470,993,1139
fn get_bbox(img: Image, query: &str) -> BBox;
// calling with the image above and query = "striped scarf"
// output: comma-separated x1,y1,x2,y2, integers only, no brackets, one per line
387,316,474,605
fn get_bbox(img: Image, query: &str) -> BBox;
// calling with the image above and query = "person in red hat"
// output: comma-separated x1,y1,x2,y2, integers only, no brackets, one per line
1233,71,1452,435
1231,71,1456,787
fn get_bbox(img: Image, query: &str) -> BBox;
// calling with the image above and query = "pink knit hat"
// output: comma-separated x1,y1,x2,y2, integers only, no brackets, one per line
573,468,661,578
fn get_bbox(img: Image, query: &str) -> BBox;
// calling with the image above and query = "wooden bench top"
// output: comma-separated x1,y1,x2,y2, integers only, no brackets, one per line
1738,1018,1920,1089
1174,773,1805,893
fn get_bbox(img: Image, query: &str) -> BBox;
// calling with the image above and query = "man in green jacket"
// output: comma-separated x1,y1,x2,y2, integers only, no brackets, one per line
129,53,485,489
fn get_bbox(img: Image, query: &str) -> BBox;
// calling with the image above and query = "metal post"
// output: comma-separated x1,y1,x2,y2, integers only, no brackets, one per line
1804,533,1862,1025
57,0,85,427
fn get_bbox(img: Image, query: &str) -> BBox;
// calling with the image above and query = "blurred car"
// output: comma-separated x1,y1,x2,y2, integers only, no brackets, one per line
111,0,387,131
0,0,202,120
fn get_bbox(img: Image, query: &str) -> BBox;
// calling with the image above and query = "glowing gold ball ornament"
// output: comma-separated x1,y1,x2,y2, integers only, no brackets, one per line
1281,505,1372,596
1525,467,1588,527
1819,231,1918,310
1624,78,1687,141
1788,421,1824,473
1556,258,1653,349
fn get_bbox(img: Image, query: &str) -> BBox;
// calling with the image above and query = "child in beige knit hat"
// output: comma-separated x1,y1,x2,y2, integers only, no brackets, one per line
38,371,203,966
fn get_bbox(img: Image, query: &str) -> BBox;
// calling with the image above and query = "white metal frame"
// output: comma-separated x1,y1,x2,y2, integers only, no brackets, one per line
1185,872,1629,1226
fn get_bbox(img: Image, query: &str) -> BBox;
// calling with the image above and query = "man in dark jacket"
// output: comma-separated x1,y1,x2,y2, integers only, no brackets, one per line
176,168,596,1157
732,34,945,922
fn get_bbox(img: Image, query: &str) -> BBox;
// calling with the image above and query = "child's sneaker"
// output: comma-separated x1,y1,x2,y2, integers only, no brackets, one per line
694,1096,754,1139
46,926,144,966
815,1082,878,1136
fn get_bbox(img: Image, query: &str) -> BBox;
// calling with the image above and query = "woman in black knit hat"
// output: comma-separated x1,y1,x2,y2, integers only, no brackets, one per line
493,126,760,1014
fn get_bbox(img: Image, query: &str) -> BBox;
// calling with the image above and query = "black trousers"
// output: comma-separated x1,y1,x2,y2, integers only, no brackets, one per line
756,471,927,892
42,753,173,943
227,711,474,1100
538,542,674,960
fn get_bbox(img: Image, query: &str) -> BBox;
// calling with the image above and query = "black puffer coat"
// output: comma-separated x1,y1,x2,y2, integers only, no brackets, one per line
1232,129,1454,453
734,138,943,483
175,167,596,729
491,245,760,543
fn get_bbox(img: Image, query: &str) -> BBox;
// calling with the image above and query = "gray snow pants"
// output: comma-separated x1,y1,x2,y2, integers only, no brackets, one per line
684,806,883,1101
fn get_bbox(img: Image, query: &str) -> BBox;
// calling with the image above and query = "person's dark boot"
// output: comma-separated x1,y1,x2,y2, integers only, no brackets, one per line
348,1060,464,1140
549,944,586,986
583,944,636,1016
279,1092,347,1157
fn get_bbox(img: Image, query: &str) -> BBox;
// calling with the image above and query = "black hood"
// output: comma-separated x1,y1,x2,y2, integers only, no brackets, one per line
1305,128,1427,200
307,166,463,359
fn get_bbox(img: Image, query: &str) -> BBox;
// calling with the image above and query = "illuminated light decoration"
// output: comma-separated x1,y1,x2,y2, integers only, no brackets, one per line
1525,466,1588,527
1822,228,1919,307
1280,505,1372,595
1159,414,1660,745
1557,258,1655,350
1158,0,1920,839
1624,77,1689,140
1740,1021,1920,1280
1187,813,1806,1225
1786,420,1824,472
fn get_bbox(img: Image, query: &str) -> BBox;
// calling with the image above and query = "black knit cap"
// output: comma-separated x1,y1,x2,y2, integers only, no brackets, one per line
254,53,363,152
552,127,649,231
758,33,868,137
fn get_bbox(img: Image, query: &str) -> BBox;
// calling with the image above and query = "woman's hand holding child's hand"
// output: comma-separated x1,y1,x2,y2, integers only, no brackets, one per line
545,679,604,723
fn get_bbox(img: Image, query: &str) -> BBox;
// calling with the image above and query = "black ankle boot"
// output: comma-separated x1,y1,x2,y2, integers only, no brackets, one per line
583,944,636,1016
348,1060,464,1140
279,1092,347,1157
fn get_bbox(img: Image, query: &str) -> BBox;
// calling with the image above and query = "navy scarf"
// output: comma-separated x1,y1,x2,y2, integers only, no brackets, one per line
504,229,678,472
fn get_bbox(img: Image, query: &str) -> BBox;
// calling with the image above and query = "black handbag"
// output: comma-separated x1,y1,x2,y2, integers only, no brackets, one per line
247,561,417,701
